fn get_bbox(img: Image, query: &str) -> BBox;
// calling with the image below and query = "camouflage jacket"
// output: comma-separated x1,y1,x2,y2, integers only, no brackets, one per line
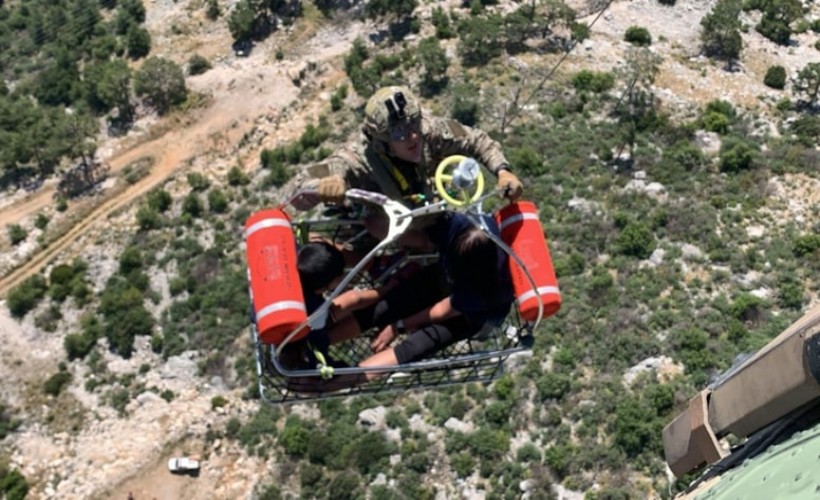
305,115,509,207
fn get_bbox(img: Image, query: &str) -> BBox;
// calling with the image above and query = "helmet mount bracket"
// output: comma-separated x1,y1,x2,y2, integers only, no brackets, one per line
384,92,407,121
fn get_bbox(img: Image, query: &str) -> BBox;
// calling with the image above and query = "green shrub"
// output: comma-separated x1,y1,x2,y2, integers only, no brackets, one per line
353,431,393,475
187,172,211,191
206,0,220,19
516,442,542,462
119,246,143,275
763,65,786,89
0,469,29,500
572,70,615,93
44,370,72,396
327,470,363,500
544,444,573,477
731,293,765,323
182,193,203,217
624,26,652,46
299,123,330,150
7,224,27,245
264,163,292,188
109,387,131,414
705,99,737,119
451,452,475,478
134,57,187,114
451,84,480,126
238,406,280,449
571,21,590,41
260,147,284,168
65,332,97,360
126,26,151,59
612,398,661,457
7,275,48,318
778,281,804,310
50,263,77,287
34,213,49,230
225,417,241,438
207,189,229,213
432,6,456,39
150,334,164,353
457,14,504,67
187,54,212,75
615,222,656,259
794,234,820,257
507,146,545,176
35,304,62,331
467,427,510,460
147,189,173,212
227,166,250,186
484,401,512,427
719,138,758,173
756,17,790,45
1,408,20,440
664,141,705,170
136,206,162,230
99,277,155,358
702,111,730,134
536,372,571,400
384,409,407,430
278,419,311,457
791,115,820,147
211,395,229,409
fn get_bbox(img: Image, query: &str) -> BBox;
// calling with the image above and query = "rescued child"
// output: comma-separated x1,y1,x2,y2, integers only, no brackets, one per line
280,241,399,388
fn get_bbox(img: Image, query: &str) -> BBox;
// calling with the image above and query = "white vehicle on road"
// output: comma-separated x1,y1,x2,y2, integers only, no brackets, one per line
167,457,200,473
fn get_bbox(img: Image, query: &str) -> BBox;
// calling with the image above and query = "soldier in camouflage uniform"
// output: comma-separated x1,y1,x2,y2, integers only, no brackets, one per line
295,85,523,209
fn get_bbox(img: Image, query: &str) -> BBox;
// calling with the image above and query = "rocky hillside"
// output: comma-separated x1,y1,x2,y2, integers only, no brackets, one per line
0,0,818,499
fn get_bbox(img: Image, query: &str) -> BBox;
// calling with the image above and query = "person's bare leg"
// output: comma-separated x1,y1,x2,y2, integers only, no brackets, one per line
358,348,400,381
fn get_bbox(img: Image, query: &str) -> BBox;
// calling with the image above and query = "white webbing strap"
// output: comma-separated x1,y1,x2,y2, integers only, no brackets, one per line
499,212,539,232
244,217,291,239
517,286,561,304
256,300,306,322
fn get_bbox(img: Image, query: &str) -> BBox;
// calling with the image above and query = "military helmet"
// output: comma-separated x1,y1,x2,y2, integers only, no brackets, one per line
363,86,422,142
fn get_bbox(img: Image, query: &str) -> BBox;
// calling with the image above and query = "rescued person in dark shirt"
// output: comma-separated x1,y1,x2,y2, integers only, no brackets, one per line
329,212,514,380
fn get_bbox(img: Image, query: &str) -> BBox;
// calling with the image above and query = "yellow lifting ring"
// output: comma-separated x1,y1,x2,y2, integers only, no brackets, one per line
434,155,485,206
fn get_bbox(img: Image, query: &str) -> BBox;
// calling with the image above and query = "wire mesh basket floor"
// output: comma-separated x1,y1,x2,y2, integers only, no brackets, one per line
251,320,532,404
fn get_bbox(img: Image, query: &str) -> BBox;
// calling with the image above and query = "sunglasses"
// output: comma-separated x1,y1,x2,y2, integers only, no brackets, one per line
388,118,420,142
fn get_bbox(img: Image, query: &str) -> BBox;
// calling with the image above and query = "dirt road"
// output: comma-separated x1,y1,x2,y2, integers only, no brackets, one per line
0,38,343,297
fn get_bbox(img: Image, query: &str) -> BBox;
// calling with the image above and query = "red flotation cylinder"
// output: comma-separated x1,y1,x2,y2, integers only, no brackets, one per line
496,201,561,322
244,209,308,345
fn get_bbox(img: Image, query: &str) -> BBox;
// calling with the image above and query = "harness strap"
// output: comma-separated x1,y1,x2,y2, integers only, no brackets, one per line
378,152,411,194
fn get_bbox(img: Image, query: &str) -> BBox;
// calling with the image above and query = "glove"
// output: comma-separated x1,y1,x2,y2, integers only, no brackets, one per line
497,168,523,201
316,175,346,204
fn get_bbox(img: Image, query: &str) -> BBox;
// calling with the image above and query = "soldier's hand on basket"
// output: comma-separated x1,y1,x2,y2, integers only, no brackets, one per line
371,324,398,352
497,168,523,201
316,175,346,205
